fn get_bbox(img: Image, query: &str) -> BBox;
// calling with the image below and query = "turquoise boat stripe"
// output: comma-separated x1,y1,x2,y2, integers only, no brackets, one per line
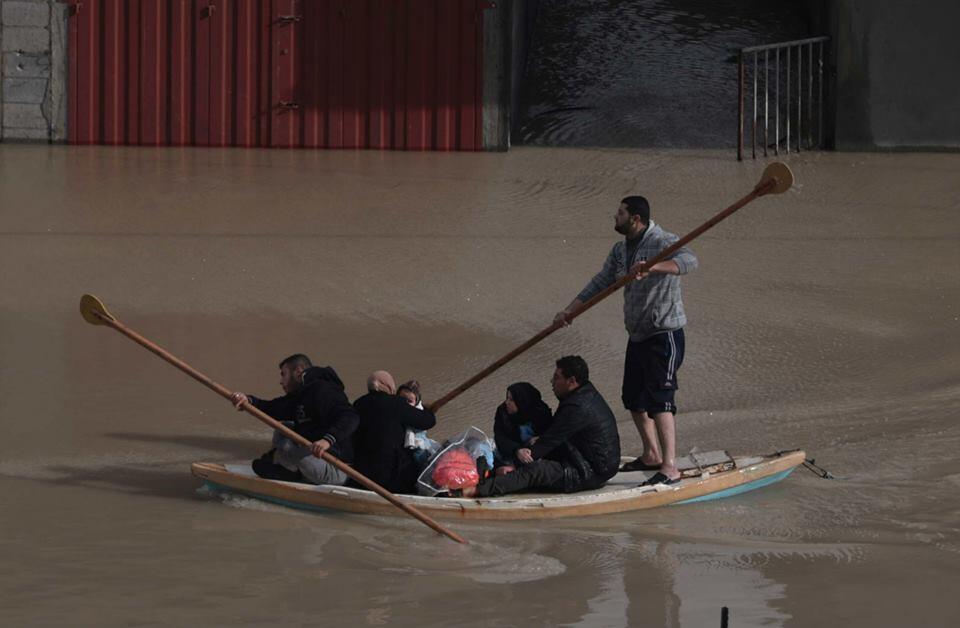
203,481,341,514
672,468,796,505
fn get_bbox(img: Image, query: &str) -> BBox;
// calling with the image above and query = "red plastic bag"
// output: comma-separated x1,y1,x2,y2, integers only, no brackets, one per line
417,427,494,495
430,446,480,490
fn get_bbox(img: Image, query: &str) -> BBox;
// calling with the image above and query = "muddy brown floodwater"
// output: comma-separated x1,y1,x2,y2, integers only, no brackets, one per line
1,144,958,626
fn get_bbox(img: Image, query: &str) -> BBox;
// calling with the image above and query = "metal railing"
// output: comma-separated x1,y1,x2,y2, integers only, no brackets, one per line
738,36,829,160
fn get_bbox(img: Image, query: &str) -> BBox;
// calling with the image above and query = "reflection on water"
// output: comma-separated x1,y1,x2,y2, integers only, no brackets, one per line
572,532,631,627
519,0,812,147
669,542,790,627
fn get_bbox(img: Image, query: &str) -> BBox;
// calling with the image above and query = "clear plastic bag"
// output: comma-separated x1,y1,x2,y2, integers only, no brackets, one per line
405,428,441,467
404,428,439,454
416,426,497,495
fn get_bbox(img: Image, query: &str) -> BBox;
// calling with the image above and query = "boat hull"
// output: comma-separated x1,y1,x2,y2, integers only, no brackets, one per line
191,450,805,521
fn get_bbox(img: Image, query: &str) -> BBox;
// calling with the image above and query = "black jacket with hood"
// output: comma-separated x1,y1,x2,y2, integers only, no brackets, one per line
248,366,360,463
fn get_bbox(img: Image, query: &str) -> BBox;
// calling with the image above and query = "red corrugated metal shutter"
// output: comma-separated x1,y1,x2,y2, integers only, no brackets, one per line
66,0,485,150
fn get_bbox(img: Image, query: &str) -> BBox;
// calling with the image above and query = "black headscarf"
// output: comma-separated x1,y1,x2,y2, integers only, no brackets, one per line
506,382,553,434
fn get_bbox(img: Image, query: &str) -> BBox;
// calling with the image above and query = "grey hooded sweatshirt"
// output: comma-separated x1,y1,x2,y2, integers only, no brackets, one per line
576,221,697,341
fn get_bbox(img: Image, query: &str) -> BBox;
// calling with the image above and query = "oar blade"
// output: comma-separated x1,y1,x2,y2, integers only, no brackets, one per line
759,161,794,195
79,293,115,326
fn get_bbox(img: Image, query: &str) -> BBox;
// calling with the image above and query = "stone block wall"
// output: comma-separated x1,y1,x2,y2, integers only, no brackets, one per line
0,0,68,142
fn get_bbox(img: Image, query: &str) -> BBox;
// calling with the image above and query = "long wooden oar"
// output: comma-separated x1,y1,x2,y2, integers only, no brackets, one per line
429,162,794,413
79,294,468,545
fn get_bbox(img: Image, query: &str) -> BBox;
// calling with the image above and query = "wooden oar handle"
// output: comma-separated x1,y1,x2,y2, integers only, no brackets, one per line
428,178,780,413
89,309,468,545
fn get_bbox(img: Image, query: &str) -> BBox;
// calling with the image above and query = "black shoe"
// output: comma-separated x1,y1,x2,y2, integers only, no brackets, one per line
640,472,681,486
252,458,304,482
256,448,276,463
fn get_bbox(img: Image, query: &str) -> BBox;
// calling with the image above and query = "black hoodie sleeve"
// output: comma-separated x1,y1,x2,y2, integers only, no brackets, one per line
248,394,298,421
392,397,437,430
299,382,360,445
529,401,582,461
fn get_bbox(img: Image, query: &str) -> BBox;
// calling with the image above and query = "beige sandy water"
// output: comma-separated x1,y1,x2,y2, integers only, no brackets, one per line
0,144,958,626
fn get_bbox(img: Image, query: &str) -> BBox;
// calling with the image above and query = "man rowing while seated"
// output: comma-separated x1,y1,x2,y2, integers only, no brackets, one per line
462,355,621,498
230,353,359,486
352,371,437,494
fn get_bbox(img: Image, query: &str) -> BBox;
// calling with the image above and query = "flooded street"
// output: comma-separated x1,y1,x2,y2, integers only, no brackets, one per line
518,0,813,147
1,144,958,626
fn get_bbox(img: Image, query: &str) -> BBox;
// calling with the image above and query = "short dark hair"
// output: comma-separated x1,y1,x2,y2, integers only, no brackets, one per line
556,355,589,386
278,354,312,370
621,196,650,224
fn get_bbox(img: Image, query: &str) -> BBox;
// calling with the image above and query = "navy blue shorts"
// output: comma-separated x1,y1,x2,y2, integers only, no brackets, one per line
621,329,685,415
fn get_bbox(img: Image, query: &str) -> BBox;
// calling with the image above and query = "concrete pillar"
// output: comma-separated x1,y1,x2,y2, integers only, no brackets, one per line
482,0,537,151
832,0,960,150
1,0,68,142
482,0,511,151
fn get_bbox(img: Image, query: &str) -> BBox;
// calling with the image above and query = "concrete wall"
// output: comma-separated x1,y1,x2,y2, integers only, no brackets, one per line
0,0,68,142
832,0,960,150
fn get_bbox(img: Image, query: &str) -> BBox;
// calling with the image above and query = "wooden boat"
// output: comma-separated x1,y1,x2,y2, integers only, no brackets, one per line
191,449,805,520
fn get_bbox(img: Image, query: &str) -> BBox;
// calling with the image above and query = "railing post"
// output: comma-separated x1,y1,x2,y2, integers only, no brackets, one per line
797,44,802,152
786,46,790,153
752,51,757,159
808,43,813,149
736,36,829,159
818,41,824,149
763,49,769,157
738,51,744,161
775,48,780,155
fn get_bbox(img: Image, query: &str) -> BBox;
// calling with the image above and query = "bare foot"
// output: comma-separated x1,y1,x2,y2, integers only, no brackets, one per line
460,485,478,498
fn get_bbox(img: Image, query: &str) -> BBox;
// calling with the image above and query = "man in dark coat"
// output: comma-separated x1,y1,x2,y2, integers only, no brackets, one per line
465,355,621,497
351,370,437,494
230,354,359,485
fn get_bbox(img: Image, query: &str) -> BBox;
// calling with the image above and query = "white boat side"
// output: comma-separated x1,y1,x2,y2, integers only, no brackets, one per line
191,449,805,520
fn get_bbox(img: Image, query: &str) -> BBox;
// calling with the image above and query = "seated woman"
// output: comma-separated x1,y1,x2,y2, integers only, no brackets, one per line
493,382,553,473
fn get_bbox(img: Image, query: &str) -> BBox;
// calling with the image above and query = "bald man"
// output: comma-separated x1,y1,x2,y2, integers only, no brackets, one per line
351,370,437,494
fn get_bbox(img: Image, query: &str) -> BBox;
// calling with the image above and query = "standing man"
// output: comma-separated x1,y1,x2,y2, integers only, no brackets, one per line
554,196,697,485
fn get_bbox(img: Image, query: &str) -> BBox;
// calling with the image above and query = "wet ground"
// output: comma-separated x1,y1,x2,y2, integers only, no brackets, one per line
1,144,958,626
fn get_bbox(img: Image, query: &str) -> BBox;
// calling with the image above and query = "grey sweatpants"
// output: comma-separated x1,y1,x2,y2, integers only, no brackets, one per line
272,430,348,486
